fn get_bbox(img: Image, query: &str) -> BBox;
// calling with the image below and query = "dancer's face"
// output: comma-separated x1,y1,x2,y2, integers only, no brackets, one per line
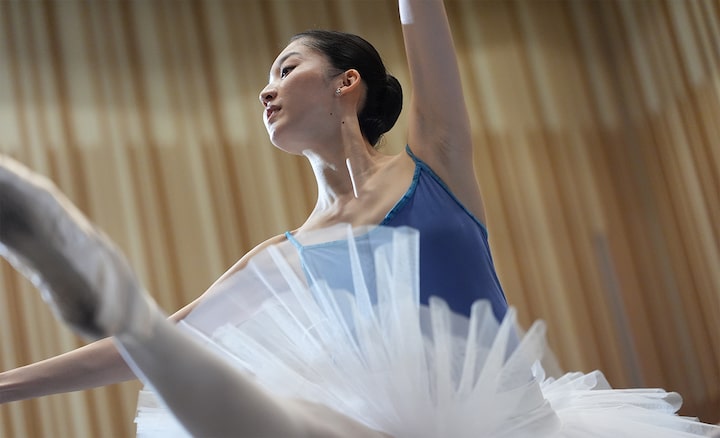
259,39,340,153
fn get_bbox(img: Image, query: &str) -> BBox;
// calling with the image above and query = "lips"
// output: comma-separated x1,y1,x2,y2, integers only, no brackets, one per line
265,106,280,122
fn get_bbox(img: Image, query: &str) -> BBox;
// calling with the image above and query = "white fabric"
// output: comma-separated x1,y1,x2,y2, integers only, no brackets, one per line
136,225,719,437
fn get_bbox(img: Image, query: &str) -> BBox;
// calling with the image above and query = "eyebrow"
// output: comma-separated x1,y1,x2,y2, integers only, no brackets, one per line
269,51,302,81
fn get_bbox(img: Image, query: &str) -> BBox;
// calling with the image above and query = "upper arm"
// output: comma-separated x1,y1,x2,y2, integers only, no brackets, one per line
169,234,286,322
400,0,471,162
399,0,485,219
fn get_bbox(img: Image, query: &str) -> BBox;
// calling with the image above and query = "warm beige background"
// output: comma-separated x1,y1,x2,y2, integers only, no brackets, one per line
0,0,718,436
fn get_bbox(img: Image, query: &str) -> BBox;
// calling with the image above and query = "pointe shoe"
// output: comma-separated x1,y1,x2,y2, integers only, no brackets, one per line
0,156,156,340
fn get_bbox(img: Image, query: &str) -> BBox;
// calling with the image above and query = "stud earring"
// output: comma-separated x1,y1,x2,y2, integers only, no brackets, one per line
335,88,342,96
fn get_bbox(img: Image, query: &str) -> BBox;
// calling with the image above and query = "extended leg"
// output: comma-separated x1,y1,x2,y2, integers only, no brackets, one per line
117,312,385,437
0,156,384,437
0,156,151,339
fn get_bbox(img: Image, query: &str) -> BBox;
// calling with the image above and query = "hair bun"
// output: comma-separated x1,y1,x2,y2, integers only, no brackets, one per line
380,74,403,134
291,30,403,146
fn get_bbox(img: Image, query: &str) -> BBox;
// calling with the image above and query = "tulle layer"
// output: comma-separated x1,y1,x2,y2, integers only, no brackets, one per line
136,225,719,437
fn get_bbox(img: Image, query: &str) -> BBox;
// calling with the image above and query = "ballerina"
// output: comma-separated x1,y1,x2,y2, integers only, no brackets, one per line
0,154,389,437
0,0,507,406
2,151,718,438
1,0,719,436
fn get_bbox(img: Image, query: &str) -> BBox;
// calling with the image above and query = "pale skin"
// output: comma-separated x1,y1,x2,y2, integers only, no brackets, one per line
1,0,483,434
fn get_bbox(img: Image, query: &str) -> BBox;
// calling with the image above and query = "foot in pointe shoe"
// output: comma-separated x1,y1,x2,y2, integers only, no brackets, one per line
0,155,155,340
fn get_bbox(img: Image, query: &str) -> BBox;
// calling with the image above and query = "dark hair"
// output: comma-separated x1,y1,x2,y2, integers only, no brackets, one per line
291,30,403,146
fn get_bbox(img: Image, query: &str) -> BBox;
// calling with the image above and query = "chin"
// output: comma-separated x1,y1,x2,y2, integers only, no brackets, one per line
269,136,305,156
267,124,317,156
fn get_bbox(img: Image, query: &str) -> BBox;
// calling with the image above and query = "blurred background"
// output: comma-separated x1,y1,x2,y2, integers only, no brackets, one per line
0,0,718,436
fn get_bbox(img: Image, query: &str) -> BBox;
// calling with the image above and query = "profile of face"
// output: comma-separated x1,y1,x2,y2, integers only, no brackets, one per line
260,31,403,152
259,38,343,154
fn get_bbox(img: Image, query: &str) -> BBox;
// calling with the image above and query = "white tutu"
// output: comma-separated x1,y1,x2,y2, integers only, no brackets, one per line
135,225,718,437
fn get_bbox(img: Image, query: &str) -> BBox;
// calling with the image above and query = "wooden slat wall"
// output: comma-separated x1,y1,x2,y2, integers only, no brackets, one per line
0,1,717,436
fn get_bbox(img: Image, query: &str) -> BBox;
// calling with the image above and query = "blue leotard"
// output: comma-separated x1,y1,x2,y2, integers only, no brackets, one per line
286,146,508,320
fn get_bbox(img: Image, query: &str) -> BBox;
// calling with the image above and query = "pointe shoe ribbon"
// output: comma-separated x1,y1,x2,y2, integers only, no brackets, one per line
0,155,155,340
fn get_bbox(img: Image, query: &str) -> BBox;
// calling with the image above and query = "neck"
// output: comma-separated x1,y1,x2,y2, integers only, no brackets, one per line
297,108,389,228
305,138,378,208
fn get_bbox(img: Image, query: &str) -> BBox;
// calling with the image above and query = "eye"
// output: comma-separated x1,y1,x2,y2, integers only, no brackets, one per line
280,66,295,78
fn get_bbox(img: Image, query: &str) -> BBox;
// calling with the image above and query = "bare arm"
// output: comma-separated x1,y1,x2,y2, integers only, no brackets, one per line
0,302,194,403
1,337,136,403
0,235,282,404
400,0,485,221
0,156,380,436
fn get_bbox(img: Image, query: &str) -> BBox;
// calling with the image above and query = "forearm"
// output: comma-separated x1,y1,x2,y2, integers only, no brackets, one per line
0,285,207,404
0,337,135,403
399,0,472,159
399,0,464,103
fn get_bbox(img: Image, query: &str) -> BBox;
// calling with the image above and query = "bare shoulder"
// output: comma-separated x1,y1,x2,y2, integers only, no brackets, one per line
169,233,288,321
214,233,288,285
384,147,416,174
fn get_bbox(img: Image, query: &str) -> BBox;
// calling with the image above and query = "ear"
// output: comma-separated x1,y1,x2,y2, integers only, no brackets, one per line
337,69,362,95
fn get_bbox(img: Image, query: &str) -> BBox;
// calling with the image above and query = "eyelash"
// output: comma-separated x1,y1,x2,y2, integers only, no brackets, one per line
280,66,295,78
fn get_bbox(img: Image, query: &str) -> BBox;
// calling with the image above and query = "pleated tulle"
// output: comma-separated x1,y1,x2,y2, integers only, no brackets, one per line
136,225,719,437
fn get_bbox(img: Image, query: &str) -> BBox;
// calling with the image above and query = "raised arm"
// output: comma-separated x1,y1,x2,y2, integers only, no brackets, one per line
399,0,485,221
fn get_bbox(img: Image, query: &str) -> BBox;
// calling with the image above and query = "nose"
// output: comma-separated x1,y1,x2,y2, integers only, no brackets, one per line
259,85,276,107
